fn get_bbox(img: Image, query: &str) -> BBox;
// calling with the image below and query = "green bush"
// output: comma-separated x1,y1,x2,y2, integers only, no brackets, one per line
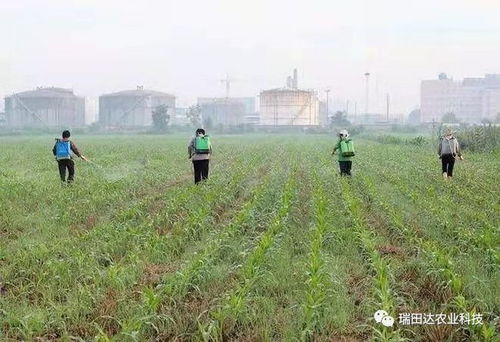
456,125,500,153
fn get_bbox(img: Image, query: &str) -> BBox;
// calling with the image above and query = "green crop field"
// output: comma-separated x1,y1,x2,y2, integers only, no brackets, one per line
0,134,498,341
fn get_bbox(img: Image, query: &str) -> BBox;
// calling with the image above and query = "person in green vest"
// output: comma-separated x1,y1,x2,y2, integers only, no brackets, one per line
188,128,212,184
332,129,355,176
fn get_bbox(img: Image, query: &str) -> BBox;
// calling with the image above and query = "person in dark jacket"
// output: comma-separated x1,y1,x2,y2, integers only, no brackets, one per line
52,130,87,183
438,128,463,179
188,128,212,184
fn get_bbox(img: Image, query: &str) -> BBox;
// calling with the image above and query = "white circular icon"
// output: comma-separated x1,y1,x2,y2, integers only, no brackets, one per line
374,310,389,323
382,315,395,327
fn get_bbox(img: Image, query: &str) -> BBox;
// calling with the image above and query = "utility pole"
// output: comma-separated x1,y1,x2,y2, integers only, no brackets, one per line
325,89,330,119
386,93,390,121
364,72,370,115
354,101,357,124
221,74,230,98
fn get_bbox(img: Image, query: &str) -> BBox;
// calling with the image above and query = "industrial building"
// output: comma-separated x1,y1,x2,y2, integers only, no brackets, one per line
5,87,85,128
421,73,500,123
170,107,191,126
99,86,175,128
198,97,255,126
259,69,320,126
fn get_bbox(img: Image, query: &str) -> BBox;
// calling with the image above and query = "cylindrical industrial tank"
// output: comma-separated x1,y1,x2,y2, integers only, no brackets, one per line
259,89,319,126
5,87,85,128
99,87,175,128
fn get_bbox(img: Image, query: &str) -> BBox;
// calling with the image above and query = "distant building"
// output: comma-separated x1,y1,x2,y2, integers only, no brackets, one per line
407,109,421,125
170,107,191,126
259,69,319,126
421,73,500,123
0,112,5,126
198,97,256,126
99,87,175,128
353,113,387,124
5,87,85,128
318,101,328,126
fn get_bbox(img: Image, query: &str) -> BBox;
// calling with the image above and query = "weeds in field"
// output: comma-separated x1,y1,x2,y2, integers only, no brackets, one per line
0,135,497,340
200,173,297,340
300,172,330,340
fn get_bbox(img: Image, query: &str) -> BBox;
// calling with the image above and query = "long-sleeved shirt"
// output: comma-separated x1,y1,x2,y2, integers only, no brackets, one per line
188,137,212,161
52,139,82,158
438,136,461,157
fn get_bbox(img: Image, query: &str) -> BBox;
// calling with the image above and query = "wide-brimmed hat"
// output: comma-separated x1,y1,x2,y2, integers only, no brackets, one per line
444,128,456,135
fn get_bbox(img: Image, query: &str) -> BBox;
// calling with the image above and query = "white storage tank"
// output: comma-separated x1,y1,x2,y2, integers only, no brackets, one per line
99,86,175,128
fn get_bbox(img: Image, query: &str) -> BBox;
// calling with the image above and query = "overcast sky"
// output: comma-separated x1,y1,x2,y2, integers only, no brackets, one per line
1,0,499,119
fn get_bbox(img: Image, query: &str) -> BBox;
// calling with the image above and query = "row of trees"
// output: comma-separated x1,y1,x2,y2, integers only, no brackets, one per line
152,106,500,132
439,112,500,125
155,107,352,131
151,105,202,132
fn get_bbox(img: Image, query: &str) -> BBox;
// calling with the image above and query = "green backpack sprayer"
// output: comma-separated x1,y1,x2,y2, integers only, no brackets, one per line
195,135,211,154
340,139,355,157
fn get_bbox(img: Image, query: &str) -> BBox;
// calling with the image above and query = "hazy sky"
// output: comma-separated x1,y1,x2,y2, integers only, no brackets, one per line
1,0,500,119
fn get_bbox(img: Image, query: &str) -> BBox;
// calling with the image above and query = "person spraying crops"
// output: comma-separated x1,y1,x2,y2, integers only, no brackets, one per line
332,129,355,176
188,128,212,184
52,130,88,184
438,128,463,179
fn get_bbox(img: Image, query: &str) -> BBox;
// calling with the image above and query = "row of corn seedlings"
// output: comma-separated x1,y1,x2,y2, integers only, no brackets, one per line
158,158,282,301
339,177,406,342
353,171,497,341
357,155,497,264
0,149,263,340
97,148,289,339
131,160,285,339
300,170,331,340
366,143,498,224
91,152,274,340
91,147,289,340
294,154,376,340
198,170,298,341
371,157,498,281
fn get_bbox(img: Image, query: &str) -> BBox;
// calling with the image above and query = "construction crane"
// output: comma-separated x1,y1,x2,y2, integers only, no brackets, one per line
220,74,231,98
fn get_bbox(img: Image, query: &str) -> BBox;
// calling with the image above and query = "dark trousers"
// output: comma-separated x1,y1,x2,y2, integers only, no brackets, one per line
339,161,352,176
193,159,209,184
441,154,455,177
57,159,75,182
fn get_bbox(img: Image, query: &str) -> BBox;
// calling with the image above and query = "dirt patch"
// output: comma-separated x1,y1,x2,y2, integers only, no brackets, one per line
33,333,62,341
0,283,7,296
148,174,192,215
376,244,405,257
363,208,392,235
421,324,460,342
183,293,212,316
95,288,120,336
140,263,177,287
346,271,371,321
418,275,453,305
329,335,364,342
213,164,271,226
69,215,98,233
